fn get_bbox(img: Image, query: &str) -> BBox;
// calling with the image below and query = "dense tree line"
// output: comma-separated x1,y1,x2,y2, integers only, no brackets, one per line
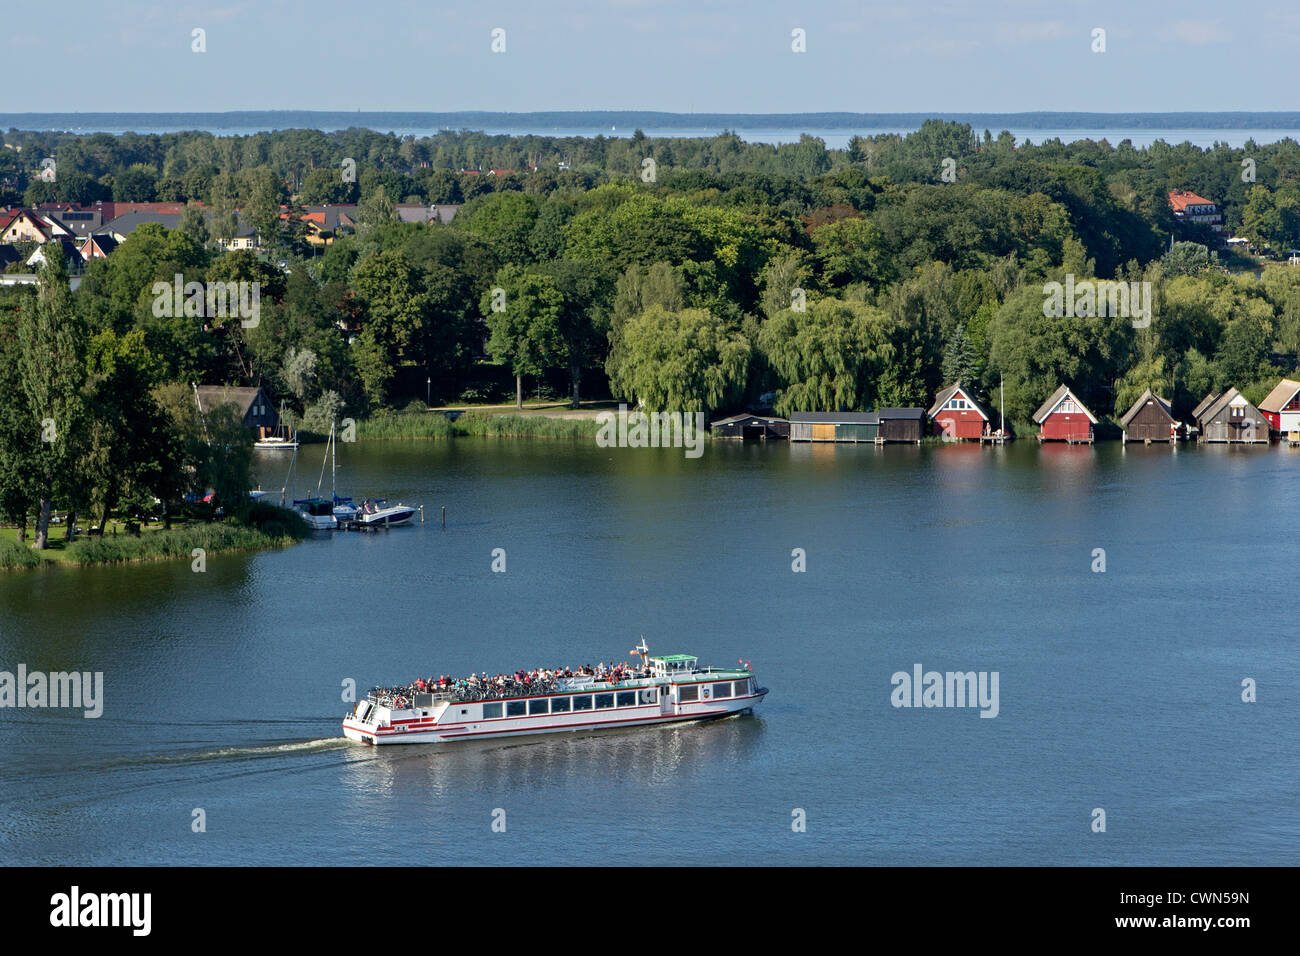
7,120,1300,543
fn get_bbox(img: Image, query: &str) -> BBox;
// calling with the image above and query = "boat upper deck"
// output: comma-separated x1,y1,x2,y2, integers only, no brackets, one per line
367,654,751,708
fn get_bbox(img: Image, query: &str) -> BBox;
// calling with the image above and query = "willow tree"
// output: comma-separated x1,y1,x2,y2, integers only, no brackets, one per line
609,306,750,412
758,298,895,416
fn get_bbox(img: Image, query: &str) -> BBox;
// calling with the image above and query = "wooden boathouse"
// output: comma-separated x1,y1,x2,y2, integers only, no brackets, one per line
1258,378,1300,438
1119,388,1181,443
1194,388,1269,443
1033,385,1097,444
877,408,926,443
928,383,991,440
709,413,790,440
788,411,879,442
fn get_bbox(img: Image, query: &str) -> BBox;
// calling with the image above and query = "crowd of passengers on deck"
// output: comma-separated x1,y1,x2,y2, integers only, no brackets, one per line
412,662,649,696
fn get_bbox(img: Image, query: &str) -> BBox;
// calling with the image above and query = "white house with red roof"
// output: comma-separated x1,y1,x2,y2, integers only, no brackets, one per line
1168,190,1224,233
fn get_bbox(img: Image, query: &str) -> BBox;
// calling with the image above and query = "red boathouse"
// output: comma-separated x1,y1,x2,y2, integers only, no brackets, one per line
1033,385,1097,444
928,382,991,440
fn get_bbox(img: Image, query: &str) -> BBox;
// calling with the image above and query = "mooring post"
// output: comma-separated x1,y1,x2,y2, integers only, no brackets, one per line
441,506,446,529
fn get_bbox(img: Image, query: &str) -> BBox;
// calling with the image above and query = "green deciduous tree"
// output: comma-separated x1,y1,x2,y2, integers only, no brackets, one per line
608,306,750,412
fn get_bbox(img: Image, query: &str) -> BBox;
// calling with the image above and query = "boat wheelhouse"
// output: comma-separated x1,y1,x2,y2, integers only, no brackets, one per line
341,641,766,745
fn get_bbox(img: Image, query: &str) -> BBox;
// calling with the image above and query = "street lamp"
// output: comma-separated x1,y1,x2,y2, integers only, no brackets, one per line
426,376,431,409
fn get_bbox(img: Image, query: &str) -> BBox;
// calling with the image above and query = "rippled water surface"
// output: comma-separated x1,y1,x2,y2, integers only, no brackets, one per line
2,438,1297,864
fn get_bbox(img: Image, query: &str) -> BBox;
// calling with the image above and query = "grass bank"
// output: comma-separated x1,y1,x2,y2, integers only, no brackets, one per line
0,502,310,571
357,410,604,441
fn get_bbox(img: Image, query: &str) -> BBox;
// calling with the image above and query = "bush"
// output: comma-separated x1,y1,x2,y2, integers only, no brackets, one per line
0,538,41,570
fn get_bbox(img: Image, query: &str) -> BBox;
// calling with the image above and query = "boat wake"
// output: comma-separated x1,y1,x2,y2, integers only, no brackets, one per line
147,737,350,764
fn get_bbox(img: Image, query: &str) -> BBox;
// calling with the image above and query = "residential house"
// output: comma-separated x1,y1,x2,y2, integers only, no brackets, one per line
1168,190,1224,234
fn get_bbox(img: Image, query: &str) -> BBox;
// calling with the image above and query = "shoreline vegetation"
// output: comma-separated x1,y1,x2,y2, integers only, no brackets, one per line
9,119,1300,565
0,503,309,572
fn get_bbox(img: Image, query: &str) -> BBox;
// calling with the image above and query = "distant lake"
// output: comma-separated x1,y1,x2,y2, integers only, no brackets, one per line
23,124,1300,150
2,438,1298,865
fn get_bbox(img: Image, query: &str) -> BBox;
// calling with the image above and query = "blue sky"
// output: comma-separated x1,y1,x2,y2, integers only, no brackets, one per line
10,1,1293,113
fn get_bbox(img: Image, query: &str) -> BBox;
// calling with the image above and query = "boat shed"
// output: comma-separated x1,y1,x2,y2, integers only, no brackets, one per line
1258,378,1300,435
1033,385,1097,443
1119,388,1181,443
928,383,991,439
877,408,926,443
1194,388,1269,443
710,413,790,440
788,411,879,442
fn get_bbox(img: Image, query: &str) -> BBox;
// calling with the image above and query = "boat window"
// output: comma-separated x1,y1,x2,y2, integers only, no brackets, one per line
595,693,614,709
678,685,699,702
572,695,593,711
617,691,636,707
551,696,571,712
639,689,657,705
529,698,549,715
733,679,750,696
712,682,732,699
482,702,502,719
506,700,526,717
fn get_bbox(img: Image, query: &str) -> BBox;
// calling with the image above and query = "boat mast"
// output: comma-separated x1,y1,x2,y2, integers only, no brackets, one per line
330,420,337,502
1000,377,1005,436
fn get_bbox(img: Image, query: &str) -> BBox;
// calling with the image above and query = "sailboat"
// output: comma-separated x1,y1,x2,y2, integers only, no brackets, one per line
282,440,337,530
254,400,299,450
321,422,359,521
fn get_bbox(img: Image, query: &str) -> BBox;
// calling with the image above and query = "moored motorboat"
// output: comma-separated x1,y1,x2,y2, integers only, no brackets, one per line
342,640,766,745
354,498,416,527
292,496,338,530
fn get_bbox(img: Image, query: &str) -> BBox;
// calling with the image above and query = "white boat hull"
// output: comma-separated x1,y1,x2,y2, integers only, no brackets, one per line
356,508,415,527
343,688,766,745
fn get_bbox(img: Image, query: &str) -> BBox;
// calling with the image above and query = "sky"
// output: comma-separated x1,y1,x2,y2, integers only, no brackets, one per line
7,1,1296,114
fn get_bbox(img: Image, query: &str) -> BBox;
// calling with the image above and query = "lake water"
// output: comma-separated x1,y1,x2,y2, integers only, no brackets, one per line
19,124,1300,151
2,437,1298,865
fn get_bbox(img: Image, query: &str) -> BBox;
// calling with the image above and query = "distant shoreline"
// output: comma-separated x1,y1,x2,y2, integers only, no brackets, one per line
7,109,1300,132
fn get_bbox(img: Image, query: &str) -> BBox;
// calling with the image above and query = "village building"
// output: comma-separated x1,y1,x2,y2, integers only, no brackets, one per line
1258,378,1300,437
928,383,991,440
1119,388,1181,443
1168,190,1224,234
788,411,879,443
709,413,790,440
79,234,119,260
25,237,83,270
1194,388,1269,443
193,386,282,442
1033,385,1097,444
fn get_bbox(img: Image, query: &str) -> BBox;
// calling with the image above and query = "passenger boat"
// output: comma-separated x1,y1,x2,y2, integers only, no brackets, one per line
341,640,767,745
